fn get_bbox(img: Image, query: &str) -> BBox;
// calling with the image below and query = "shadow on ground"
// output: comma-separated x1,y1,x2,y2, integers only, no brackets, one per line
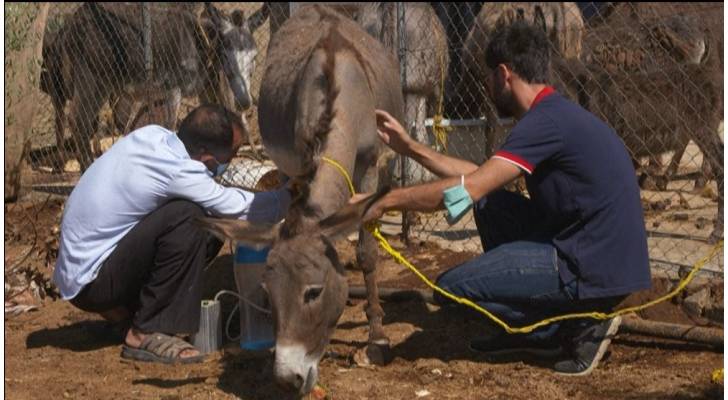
26,320,122,352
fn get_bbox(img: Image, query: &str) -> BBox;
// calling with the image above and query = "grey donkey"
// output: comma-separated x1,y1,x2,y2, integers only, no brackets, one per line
196,5,405,396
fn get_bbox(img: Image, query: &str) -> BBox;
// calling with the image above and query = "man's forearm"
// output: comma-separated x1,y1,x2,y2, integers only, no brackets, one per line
380,176,460,214
377,158,522,216
407,140,479,178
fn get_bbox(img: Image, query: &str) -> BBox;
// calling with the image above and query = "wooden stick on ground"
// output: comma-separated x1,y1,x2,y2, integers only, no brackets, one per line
620,315,722,347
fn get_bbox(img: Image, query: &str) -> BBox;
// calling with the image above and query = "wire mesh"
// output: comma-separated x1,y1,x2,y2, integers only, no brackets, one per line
17,2,724,276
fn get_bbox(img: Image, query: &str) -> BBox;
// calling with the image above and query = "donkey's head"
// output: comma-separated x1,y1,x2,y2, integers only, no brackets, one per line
653,15,708,65
196,187,388,395
203,3,268,109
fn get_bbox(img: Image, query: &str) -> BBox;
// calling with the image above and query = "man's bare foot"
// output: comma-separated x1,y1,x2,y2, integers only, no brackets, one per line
125,327,200,359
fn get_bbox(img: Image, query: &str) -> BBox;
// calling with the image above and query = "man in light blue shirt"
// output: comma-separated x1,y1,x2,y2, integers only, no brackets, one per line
53,104,290,363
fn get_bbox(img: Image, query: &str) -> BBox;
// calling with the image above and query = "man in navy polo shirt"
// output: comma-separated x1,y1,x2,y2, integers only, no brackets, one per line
358,21,651,375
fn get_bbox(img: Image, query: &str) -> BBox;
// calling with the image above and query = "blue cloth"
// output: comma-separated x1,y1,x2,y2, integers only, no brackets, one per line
492,91,650,299
53,125,291,300
443,176,473,225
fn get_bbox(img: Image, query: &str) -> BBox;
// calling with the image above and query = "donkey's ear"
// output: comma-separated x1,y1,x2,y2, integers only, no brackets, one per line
231,10,245,28
198,17,219,42
193,217,279,250
653,22,701,63
204,2,222,23
247,3,270,33
205,2,233,32
318,186,391,241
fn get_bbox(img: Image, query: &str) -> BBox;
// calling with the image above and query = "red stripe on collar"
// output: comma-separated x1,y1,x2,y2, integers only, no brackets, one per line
531,86,556,108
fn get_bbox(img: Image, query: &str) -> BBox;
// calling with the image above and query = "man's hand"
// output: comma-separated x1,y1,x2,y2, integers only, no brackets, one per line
375,109,415,156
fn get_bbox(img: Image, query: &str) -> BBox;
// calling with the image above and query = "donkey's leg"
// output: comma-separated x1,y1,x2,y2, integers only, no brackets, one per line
413,94,430,182
112,91,136,135
357,165,390,365
403,93,431,185
646,154,665,191
661,135,690,191
165,88,182,130
695,157,712,192
69,66,108,172
692,125,723,243
52,95,67,172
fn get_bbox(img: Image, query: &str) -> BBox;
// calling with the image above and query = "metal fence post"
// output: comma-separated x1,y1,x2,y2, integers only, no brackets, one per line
396,2,410,245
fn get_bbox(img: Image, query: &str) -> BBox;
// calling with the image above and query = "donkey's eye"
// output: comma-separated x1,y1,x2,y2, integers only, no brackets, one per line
304,286,323,304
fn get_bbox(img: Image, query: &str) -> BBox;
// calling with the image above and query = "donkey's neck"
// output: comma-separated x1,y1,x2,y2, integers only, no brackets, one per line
301,124,360,228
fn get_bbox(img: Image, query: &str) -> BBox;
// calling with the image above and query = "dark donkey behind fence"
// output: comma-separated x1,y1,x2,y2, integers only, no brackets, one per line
196,5,405,396
39,2,266,172
554,10,724,243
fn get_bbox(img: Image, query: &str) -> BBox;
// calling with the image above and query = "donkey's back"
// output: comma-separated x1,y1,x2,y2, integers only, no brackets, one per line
258,5,404,178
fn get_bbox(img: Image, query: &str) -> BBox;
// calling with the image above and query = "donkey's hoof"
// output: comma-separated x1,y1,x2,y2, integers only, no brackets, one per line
639,175,659,191
365,341,391,366
693,178,708,192
654,176,669,191
352,341,391,367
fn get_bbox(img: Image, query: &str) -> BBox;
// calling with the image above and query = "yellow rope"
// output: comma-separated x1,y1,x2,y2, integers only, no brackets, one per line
372,225,722,334
432,53,452,153
713,368,724,385
321,156,725,334
321,156,355,195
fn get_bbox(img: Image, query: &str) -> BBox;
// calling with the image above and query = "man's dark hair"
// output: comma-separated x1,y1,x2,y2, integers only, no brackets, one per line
485,20,551,84
177,104,244,155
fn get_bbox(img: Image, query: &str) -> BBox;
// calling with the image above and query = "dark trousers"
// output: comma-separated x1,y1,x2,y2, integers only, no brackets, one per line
70,200,223,334
434,190,624,340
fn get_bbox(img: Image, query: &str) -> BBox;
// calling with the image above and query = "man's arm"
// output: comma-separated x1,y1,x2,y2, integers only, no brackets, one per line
362,156,522,222
405,135,480,178
166,162,291,223
376,110,479,178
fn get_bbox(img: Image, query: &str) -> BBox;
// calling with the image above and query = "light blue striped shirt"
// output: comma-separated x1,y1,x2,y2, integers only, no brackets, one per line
53,125,290,299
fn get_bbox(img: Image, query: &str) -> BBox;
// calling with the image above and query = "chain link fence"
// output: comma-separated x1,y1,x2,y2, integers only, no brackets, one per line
11,2,723,278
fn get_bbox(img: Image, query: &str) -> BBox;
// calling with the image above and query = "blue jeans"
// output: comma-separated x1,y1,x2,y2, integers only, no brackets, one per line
434,190,624,341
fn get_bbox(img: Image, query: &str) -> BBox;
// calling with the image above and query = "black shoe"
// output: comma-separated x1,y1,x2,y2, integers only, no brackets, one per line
554,316,622,376
469,333,564,358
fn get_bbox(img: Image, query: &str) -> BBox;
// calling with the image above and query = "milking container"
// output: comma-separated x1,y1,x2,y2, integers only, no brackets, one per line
234,244,275,350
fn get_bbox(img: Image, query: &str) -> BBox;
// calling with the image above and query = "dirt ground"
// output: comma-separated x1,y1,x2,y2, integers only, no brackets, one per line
4,194,725,400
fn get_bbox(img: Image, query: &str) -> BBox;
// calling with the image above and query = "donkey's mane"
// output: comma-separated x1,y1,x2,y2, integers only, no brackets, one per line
280,6,379,238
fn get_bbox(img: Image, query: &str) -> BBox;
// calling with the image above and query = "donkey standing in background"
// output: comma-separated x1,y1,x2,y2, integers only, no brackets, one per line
556,12,724,243
197,5,405,396
578,4,723,193
356,2,449,184
40,2,267,172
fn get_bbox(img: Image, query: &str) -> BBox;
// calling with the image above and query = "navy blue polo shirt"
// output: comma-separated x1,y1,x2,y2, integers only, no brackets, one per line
493,87,651,299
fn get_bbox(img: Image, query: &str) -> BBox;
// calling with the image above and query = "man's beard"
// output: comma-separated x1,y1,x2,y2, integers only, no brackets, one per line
491,86,518,119
493,91,516,118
